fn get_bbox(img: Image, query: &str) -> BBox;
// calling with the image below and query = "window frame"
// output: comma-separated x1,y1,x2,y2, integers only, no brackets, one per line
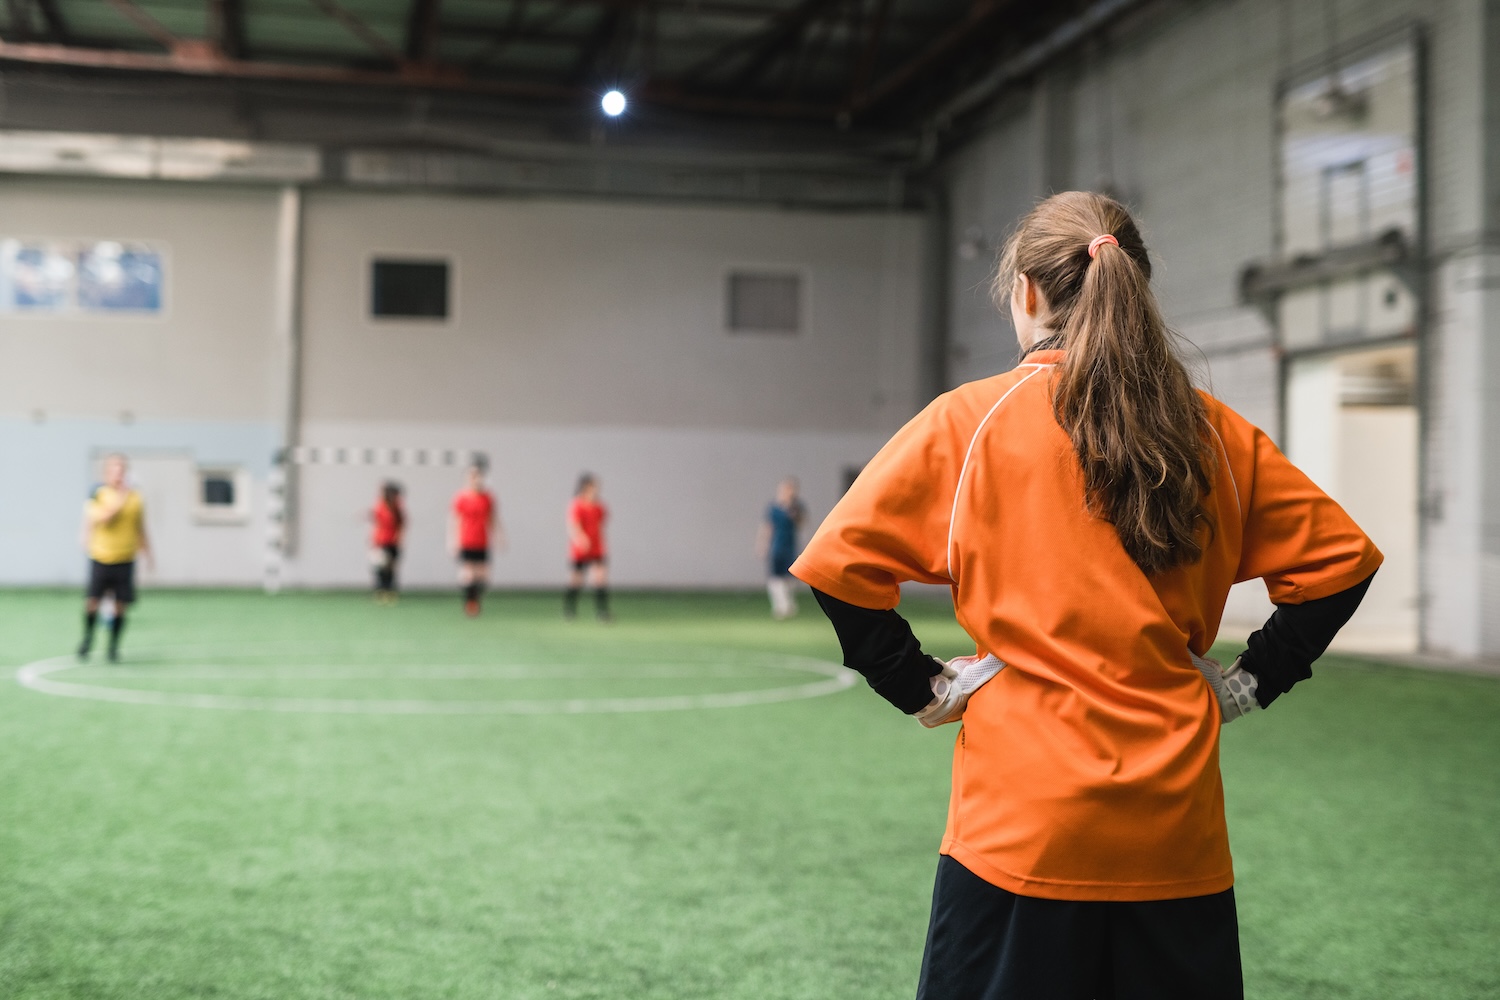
193,466,252,525
722,265,809,336
366,254,456,324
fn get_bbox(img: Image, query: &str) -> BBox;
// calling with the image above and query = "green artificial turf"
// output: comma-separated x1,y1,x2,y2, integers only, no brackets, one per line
0,589,1496,999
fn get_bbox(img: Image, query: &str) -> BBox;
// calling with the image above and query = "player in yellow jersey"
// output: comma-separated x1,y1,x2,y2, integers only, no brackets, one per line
78,454,152,662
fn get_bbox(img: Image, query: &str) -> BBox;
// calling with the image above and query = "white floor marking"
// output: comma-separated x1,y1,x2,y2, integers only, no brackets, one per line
58,665,799,680
14,649,857,715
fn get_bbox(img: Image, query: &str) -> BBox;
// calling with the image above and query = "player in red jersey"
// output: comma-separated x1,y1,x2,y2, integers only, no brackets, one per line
564,473,610,621
450,462,504,617
369,480,404,604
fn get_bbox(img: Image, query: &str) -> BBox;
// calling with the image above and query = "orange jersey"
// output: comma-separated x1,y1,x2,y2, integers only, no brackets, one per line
791,349,1382,902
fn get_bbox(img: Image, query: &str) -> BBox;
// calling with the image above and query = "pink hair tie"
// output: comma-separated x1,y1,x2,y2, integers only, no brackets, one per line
1087,234,1119,259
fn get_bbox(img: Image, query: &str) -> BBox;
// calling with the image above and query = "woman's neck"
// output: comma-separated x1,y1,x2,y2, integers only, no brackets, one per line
1025,332,1066,356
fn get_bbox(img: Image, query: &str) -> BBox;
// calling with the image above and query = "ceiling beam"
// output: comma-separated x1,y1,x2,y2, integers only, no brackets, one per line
0,36,839,119
463,1,581,72
100,0,180,51
851,0,1006,114
4,0,34,42
571,2,640,85
780,1,844,99
306,0,403,66
38,1,72,44
678,0,839,86
846,0,891,103
210,0,246,59
928,0,1144,129
724,0,842,89
403,0,442,62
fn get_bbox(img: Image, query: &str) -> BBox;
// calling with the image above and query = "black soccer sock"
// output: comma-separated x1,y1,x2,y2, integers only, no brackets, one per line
564,588,580,616
595,587,610,616
463,582,480,603
108,613,126,657
79,611,98,653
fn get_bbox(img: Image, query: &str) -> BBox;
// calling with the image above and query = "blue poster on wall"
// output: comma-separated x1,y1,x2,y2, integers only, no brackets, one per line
0,238,165,314
0,240,75,311
77,241,164,313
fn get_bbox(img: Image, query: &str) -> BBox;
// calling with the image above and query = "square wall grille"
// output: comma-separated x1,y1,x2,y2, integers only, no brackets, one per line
372,259,449,319
727,272,801,333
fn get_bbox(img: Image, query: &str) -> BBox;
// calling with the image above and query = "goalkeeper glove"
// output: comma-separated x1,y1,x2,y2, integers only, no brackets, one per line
914,653,1006,728
1190,651,1260,724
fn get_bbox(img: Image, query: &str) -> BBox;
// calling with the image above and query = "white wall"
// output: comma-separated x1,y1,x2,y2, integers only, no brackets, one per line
278,192,925,588
0,178,283,584
940,0,1497,656
0,179,927,588
297,192,924,432
0,178,282,421
289,421,887,589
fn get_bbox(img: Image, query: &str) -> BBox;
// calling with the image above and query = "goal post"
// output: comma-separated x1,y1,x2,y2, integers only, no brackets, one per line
264,445,489,593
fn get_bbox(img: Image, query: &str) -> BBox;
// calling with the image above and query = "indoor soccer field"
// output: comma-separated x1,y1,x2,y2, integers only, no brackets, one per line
1,589,1495,1000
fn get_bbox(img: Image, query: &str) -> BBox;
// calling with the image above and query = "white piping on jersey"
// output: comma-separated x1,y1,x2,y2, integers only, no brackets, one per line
1206,423,1241,521
945,364,1051,582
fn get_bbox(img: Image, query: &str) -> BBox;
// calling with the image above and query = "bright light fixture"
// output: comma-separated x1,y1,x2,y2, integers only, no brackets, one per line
601,90,627,117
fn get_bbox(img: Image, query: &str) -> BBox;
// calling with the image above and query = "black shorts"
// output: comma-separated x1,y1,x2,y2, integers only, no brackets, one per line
916,855,1243,1000
86,560,137,604
571,556,607,572
459,547,489,564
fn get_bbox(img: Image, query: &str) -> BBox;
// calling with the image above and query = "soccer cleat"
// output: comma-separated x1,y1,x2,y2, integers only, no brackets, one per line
1190,652,1260,723
76,642,91,663
914,653,1007,728
464,599,480,618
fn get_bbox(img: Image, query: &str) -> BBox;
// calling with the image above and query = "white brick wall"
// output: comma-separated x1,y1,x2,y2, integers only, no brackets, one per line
941,0,1499,657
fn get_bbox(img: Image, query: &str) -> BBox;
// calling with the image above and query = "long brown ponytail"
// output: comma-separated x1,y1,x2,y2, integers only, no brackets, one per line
994,191,1214,575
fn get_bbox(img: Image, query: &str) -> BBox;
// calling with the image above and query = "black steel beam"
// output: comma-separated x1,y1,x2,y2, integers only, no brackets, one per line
4,0,34,42
847,0,891,101
724,0,842,89
852,0,1004,114
214,0,246,59
570,3,625,84
404,0,442,62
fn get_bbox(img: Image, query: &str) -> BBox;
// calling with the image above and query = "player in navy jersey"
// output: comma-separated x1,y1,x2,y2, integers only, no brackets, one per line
758,477,805,619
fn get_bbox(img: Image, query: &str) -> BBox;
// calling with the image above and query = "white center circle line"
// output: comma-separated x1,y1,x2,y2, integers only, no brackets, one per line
14,648,858,715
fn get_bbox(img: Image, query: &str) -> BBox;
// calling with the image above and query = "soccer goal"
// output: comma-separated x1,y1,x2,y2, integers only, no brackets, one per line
265,445,488,593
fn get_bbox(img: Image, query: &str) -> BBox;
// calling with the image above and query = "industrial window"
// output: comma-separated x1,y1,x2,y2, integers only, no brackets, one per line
201,471,235,507
371,259,449,319
195,467,250,524
727,271,801,334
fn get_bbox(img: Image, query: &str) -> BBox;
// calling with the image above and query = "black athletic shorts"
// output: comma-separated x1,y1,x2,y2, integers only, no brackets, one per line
458,547,489,564
86,560,137,604
571,556,607,572
916,855,1243,1000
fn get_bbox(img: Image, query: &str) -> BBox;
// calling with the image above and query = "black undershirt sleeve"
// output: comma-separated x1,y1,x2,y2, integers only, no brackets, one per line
1237,571,1376,708
811,588,941,714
